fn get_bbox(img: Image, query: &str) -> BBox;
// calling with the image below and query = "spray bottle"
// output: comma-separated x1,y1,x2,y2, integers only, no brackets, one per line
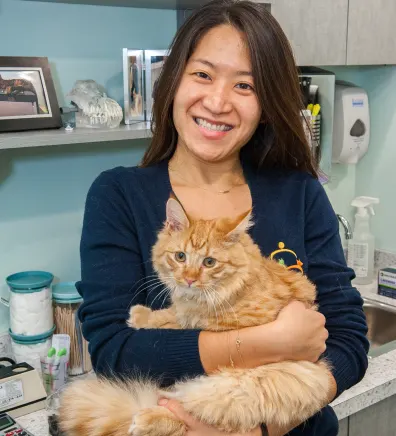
347,196,379,285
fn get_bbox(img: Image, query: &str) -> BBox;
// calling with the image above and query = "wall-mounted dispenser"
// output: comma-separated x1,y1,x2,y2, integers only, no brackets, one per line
332,80,370,164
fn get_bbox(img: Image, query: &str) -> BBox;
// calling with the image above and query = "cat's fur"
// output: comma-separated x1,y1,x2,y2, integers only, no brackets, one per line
59,198,330,436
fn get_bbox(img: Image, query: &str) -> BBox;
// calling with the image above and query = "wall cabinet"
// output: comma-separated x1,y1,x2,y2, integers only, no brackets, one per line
347,0,396,65
24,0,396,66
269,0,348,66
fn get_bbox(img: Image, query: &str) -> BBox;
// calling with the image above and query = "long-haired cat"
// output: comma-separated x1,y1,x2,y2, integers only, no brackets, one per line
59,198,330,436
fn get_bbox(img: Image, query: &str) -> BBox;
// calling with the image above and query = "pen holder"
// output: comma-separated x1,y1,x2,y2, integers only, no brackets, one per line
310,114,321,150
41,354,69,395
301,112,321,157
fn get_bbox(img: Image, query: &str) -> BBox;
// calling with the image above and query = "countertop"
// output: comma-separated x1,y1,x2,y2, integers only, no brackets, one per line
15,280,396,434
330,279,396,420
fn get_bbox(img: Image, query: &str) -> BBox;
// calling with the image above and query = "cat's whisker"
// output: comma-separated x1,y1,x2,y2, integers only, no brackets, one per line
209,288,229,329
159,286,174,309
211,287,238,329
129,276,174,304
129,277,164,302
202,287,213,324
204,286,220,330
219,294,240,327
150,286,172,307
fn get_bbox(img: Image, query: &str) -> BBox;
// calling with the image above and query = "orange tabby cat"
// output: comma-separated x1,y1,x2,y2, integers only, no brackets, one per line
59,198,330,436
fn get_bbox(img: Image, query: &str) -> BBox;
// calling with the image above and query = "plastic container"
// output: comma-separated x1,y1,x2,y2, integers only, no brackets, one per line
2,271,54,336
52,282,92,376
9,326,55,375
347,197,379,285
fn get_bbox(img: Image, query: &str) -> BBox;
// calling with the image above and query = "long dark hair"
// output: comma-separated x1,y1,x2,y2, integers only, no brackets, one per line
141,0,318,178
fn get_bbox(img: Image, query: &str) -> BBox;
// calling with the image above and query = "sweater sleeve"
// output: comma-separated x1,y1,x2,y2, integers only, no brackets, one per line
76,170,205,384
304,178,369,397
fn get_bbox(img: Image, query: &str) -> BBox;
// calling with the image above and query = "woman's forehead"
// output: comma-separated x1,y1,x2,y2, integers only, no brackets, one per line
189,25,252,73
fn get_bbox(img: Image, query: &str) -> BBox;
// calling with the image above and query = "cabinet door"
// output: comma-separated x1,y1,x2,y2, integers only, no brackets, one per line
268,0,348,66
349,395,396,436
347,0,396,65
338,418,349,436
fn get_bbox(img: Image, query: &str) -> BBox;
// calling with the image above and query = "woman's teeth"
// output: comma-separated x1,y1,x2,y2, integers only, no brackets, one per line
194,117,233,132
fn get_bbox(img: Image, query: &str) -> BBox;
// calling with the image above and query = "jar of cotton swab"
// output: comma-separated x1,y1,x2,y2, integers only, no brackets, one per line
52,282,92,376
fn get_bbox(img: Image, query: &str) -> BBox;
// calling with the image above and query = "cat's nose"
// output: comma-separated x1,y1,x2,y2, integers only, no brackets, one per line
185,278,197,287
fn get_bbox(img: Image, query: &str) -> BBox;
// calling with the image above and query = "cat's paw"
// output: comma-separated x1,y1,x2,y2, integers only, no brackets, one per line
128,305,152,329
129,407,185,436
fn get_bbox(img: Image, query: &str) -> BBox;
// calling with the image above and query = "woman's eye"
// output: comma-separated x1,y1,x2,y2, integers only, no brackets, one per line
195,71,211,80
236,83,254,91
203,257,217,268
175,252,186,262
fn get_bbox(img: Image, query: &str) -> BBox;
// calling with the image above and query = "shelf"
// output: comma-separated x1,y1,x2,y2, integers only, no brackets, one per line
20,0,211,9
0,123,152,150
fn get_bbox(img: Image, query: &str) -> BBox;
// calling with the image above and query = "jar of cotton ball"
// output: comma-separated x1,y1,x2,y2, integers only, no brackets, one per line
3,271,55,337
9,326,55,375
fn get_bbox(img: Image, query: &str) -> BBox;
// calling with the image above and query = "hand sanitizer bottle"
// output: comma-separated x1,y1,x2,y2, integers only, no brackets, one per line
348,196,379,285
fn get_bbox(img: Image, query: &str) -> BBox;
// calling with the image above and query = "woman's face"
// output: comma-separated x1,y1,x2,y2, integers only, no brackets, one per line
173,25,262,163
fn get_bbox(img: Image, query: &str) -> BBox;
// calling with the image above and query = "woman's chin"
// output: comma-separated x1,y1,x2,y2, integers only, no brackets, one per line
187,145,236,163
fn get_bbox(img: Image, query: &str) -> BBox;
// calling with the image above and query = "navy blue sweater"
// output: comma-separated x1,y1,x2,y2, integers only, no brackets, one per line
76,159,368,435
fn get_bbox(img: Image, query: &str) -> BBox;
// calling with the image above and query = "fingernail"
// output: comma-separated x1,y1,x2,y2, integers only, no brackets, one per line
158,398,169,406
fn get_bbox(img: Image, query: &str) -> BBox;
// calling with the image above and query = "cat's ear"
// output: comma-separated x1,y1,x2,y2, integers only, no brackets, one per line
166,198,190,232
226,210,253,242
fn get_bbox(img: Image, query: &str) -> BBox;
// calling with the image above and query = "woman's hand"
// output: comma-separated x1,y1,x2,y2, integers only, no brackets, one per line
273,301,329,362
199,300,328,373
159,399,262,436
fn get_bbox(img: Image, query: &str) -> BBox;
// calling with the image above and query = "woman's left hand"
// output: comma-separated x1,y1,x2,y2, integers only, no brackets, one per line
158,399,262,436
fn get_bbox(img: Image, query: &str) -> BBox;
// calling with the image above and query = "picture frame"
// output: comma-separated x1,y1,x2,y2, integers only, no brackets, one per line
0,56,62,133
144,50,169,122
123,48,145,124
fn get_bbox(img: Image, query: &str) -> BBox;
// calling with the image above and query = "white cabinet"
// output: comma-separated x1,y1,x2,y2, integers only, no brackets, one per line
347,0,396,65
268,0,348,66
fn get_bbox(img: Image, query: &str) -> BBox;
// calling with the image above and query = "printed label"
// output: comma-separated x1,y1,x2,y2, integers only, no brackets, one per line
352,98,364,107
348,242,369,277
379,270,396,288
0,380,24,408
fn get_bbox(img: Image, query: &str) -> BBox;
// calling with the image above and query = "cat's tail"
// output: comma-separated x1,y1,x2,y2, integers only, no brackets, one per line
59,377,159,436
162,360,331,431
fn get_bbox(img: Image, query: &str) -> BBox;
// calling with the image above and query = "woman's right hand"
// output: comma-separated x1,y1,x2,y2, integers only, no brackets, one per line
199,301,328,373
273,301,328,362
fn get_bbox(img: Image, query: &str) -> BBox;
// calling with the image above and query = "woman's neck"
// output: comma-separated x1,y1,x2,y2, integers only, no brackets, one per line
169,145,245,190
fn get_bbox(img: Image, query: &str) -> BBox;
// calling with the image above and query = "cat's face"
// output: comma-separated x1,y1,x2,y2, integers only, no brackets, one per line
152,198,252,303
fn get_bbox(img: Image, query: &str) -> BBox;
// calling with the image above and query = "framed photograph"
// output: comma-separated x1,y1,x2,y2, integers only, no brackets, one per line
123,48,145,124
144,50,169,122
0,56,62,133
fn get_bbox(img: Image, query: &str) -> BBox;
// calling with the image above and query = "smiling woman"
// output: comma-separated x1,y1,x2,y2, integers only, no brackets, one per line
173,25,261,161
62,2,369,436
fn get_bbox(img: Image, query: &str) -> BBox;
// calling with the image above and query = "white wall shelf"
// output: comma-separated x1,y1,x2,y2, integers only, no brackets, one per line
0,123,151,150
21,0,210,9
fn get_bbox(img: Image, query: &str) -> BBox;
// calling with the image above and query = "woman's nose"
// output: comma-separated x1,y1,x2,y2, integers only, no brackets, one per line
202,86,232,115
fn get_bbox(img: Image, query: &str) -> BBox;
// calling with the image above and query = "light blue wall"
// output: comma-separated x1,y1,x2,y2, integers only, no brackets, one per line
324,66,396,253
354,66,396,253
0,0,176,332
0,0,176,106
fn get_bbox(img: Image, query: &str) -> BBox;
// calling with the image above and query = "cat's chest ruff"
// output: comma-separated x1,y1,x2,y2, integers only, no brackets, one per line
178,311,207,329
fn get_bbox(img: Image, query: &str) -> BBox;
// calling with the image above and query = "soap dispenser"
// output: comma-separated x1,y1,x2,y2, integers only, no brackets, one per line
348,196,379,285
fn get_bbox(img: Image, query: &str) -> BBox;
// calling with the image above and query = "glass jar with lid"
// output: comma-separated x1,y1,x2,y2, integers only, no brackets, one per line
2,271,54,336
52,282,92,375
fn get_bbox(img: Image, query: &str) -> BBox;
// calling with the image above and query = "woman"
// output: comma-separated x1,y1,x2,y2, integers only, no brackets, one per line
76,1,369,435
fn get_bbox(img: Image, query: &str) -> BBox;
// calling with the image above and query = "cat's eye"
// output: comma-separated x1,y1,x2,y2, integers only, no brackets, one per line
175,252,186,262
203,257,216,268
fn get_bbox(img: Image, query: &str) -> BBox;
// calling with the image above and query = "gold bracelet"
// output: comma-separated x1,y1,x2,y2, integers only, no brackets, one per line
229,331,243,368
